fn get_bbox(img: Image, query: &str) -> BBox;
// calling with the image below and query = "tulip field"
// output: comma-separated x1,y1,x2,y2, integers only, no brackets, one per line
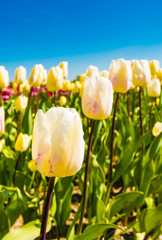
0,60,162,240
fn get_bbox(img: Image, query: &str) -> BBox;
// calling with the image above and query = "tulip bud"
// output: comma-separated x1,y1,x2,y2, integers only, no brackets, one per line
47,66,63,92
100,70,109,79
15,66,26,84
81,76,113,120
156,97,160,106
149,60,160,76
15,95,28,111
131,60,151,87
86,65,99,77
152,122,162,137
147,78,161,97
59,62,68,79
0,106,5,137
28,64,44,87
109,58,132,93
0,66,9,89
32,107,85,177
63,80,72,91
0,139,5,152
15,133,32,152
59,96,67,106
28,160,37,172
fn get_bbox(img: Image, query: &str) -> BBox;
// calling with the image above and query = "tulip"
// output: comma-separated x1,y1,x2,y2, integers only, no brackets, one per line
41,69,47,86
0,106,5,137
15,95,28,111
152,122,162,137
79,74,86,83
15,66,26,84
32,107,85,177
63,80,72,91
59,96,67,106
109,58,132,93
28,160,37,172
0,139,5,152
47,67,63,92
81,76,113,120
0,66,9,89
149,60,160,77
100,70,109,79
156,98,160,106
59,61,68,79
147,78,161,97
15,133,32,152
28,64,44,87
157,68,162,85
131,59,151,87
86,65,99,77
72,81,81,94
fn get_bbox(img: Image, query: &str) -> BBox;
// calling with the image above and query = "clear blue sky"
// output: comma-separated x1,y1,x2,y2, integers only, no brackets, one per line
1,0,162,80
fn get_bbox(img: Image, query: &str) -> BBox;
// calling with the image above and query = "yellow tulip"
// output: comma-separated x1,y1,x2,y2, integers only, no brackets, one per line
81,76,113,120
149,60,160,76
63,80,72,91
156,98,160,106
109,58,132,93
41,69,47,86
79,74,86,83
15,133,32,152
15,95,28,111
0,66,9,89
86,65,99,77
147,78,161,97
28,64,44,87
60,96,67,106
28,160,37,172
0,106,5,137
0,139,5,152
131,59,151,87
72,81,81,94
47,66,63,92
157,68,162,85
59,61,68,79
15,66,26,84
152,122,162,137
32,107,85,177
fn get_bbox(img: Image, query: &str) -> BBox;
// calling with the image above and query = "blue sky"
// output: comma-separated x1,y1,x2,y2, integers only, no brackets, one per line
1,0,162,80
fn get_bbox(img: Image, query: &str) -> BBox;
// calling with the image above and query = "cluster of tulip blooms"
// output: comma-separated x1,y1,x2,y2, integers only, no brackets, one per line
0,58,162,239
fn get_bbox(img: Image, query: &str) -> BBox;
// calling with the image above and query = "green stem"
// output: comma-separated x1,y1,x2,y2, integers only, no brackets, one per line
139,87,144,158
17,111,21,137
13,153,20,185
149,99,152,131
127,91,130,118
77,119,95,235
109,93,119,182
132,91,136,121
40,177,55,240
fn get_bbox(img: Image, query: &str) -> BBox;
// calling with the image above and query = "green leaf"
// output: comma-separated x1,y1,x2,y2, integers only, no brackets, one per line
134,204,162,233
0,209,9,239
3,147,16,159
142,132,162,167
107,191,144,221
149,173,162,194
75,223,125,240
111,133,149,185
2,219,51,240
